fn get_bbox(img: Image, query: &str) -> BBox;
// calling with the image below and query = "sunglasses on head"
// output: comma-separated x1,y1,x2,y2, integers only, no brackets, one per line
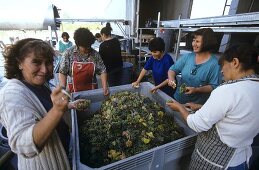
191,65,201,75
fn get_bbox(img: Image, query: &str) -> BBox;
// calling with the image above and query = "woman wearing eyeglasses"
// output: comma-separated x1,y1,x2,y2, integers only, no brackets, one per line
168,28,221,105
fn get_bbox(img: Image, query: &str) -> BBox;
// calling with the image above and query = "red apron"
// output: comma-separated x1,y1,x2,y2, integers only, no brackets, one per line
67,52,97,92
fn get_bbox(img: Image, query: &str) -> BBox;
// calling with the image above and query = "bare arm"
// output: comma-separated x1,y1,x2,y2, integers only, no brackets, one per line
194,85,213,93
156,79,169,89
166,100,190,122
150,79,168,93
185,85,213,94
168,70,177,88
33,86,68,150
100,72,109,96
132,68,147,87
184,102,202,111
58,73,67,88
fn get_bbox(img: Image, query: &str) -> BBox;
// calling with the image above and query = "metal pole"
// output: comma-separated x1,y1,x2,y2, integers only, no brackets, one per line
117,22,129,38
138,28,142,70
175,14,182,60
48,26,54,47
135,0,140,40
175,28,182,60
156,12,161,37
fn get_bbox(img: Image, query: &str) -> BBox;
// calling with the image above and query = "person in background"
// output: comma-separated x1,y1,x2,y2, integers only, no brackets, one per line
167,44,259,170
92,33,102,51
168,28,221,105
132,37,175,96
95,33,102,43
59,28,109,95
59,32,73,54
99,24,123,87
0,38,84,169
105,22,113,34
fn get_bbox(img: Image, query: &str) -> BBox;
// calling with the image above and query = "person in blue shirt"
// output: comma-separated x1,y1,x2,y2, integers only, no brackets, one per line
58,32,73,54
132,37,175,96
168,28,221,105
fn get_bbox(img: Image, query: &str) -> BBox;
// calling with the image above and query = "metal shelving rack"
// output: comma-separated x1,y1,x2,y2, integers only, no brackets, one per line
137,12,259,69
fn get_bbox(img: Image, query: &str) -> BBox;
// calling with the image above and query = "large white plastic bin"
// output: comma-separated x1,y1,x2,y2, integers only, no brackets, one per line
71,82,197,170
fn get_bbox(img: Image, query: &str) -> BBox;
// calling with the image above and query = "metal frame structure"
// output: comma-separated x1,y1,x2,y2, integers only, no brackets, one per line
137,12,259,69
56,18,131,38
162,12,259,27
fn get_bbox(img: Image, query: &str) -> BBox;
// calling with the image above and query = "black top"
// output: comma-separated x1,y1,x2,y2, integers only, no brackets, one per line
99,38,123,73
22,81,70,156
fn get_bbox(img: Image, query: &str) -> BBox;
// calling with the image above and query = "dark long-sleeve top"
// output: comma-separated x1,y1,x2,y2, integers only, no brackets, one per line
99,38,123,73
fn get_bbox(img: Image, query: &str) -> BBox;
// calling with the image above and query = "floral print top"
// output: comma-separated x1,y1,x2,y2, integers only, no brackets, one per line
59,45,106,77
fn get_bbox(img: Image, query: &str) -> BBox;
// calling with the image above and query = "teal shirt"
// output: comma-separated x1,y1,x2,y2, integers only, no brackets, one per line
59,40,73,53
169,52,221,104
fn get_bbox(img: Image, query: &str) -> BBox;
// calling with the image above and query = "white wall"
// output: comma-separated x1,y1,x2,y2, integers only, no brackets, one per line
191,0,228,18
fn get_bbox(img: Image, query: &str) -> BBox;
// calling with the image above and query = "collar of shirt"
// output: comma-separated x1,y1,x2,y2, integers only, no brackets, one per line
73,46,94,58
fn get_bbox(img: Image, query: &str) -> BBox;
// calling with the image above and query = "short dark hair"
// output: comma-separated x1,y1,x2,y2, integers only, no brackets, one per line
3,38,55,80
100,26,112,36
61,32,70,39
192,28,217,52
95,33,101,39
219,44,259,74
74,28,95,48
148,37,165,52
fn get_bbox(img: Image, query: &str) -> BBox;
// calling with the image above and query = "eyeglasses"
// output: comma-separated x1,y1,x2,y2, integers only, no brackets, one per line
190,65,201,75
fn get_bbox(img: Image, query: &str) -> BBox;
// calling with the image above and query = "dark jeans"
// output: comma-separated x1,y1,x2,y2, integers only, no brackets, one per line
249,133,259,170
228,162,248,170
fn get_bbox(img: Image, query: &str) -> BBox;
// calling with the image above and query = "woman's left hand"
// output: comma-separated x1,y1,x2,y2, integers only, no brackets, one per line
166,100,185,112
184,102,202,111
167,100,190,122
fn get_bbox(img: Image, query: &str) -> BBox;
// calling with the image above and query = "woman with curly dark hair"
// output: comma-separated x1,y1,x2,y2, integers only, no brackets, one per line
0,38,72,169
59,27,109,95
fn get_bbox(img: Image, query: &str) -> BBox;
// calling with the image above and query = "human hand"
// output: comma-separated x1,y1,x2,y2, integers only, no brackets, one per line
168,79,176,89
185,87,196,94
166,100,184,112
132,82,140,88
51,86,69,113
103,87,110,96
150,87,158,93
69,99,91,111
184,102,202,111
